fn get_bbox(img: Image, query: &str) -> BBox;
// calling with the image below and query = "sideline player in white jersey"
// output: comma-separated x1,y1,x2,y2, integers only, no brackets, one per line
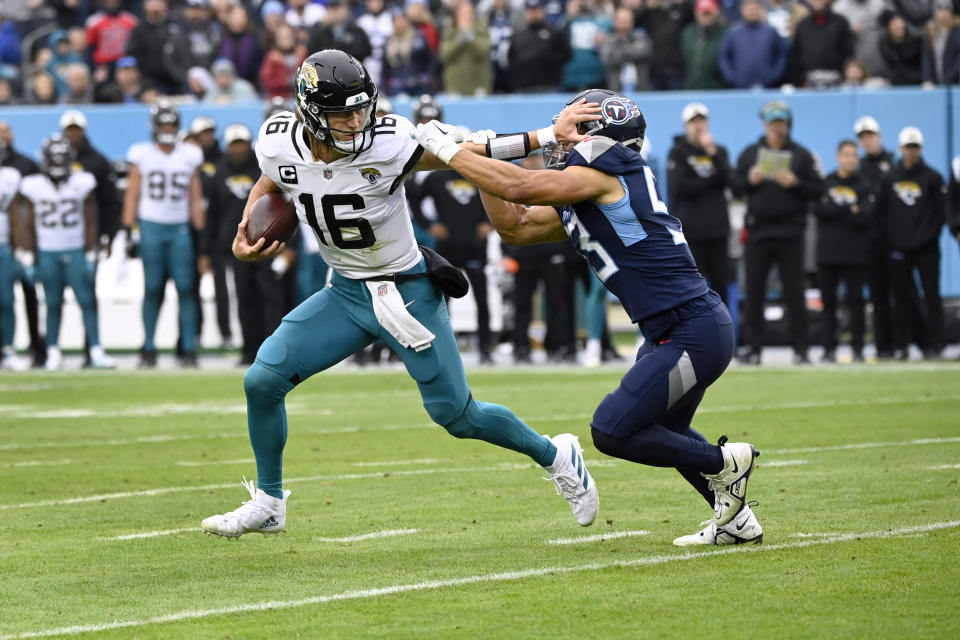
201,49,601,538
122,101,205,368
17,135,113,370
0,139,29,371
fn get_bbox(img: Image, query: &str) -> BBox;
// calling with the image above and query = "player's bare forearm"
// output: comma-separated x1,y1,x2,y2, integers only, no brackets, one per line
478,190,566,245
121,165,141,228
242,174,281,220
23,201,37,251
189,171,205,230
414,141,487,172
84,195,98,252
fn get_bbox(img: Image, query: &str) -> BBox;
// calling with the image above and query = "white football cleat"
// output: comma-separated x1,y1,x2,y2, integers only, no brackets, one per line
89,345,115,369
1,347,28,372
201,476,290,538
702,436,759,526
673,504,763,547
546,433,598,526
45,346,63,371
583,338,601,368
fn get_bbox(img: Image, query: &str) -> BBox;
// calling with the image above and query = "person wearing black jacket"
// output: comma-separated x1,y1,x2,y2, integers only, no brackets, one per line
667,102,731,306
636,0,694,90
788,0,854,87
876,127,946,359
0,121,44,367
508,0,572,92
202,125,287,365
732,101,823,364
306,0,372,65
854,116,897,358
125,0,190,94
415,169,495,363
814,140,873,362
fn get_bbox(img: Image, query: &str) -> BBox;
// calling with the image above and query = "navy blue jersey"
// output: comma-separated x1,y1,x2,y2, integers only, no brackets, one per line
557,137,709,323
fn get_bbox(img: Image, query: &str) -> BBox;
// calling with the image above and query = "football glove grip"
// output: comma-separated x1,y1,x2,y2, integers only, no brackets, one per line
416,121,462,164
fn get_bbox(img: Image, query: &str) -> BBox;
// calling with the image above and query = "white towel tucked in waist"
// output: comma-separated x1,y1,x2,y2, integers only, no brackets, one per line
364,280,435,352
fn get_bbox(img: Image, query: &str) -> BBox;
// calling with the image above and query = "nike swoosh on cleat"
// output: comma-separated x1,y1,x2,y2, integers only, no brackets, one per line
735,520,747,531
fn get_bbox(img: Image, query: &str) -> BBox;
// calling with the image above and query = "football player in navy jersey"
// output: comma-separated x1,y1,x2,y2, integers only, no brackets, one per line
417,89,763,546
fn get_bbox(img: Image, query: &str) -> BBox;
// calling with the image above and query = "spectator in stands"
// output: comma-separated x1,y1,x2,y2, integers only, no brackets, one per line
853,116,895,358
219,5,263,86
260,23,304,100
485,0,516,93
923,0,960,84
814,140,872,362
383,8,438,96
186,65,214,101
286,0,327,35
98,55,147,103
789,0,854,87
719,0,789,88
181,0,222,72
45,30,85,97
733,101,823,365
260,1,287,40
307,0,372,64
879,12,925,85
68,27,88,61
894,0,937,27
508,0,570,92
357,0,395,86
681,0,728,90
834,0,887,76
766,0,808,40
60,62,94,103
86,0,137,71
440,1,492,95
406,0,440,53
840,58,890,87
667,102,732,306
601,6,652,91
877,126,946,359
0,74,16,106
561,0,611,90
0,8,23,67
637,0,694,90
126,0,189,95
204,58,258,103
29,71,59,105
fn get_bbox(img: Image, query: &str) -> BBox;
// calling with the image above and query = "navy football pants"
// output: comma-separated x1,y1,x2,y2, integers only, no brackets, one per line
591,297,734,506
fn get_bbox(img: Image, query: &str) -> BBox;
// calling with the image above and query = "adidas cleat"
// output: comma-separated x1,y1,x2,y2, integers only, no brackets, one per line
703,436,759,526
201,476,290,538
673,504,763,547
546,433,599,526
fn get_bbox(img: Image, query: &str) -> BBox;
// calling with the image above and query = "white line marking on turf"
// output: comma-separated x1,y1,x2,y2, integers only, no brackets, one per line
767,436,960,455
4,520,958,640
176,459,254,467
353,459,439,467
546,530,650,545
313,528,420,543
929,463,960,469
761,460,808,467
0,459,75,469
100,528,195,541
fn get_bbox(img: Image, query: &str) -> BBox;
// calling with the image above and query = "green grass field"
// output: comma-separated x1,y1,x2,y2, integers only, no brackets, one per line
2,362,959,639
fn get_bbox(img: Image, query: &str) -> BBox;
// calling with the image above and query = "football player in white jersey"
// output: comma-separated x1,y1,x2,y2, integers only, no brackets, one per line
17,135,113,370
201,49,601,538
0,139,29,371
122,101,205,368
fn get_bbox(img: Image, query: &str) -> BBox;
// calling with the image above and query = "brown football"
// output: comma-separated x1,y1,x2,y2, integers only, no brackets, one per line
245,192,298,246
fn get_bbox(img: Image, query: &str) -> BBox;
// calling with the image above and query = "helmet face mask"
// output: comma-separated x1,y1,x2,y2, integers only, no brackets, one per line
41,134,74,181
295,50,379,155
545,89,646,169
151,100,181,146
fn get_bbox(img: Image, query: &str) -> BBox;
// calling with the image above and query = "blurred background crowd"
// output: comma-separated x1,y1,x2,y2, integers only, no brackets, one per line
1,0,959,107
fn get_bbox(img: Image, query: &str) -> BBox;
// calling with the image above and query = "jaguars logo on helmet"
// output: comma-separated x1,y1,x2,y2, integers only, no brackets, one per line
294,50,379,155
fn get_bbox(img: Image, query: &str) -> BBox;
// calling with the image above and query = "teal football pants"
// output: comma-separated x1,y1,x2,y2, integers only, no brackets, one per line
295,251,328,305
244,259,556,498
0,245,14,348
37,248,99,347
139,220,197,352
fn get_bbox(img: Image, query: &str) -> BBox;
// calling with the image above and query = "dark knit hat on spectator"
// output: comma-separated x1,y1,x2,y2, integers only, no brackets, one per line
525,0,545,9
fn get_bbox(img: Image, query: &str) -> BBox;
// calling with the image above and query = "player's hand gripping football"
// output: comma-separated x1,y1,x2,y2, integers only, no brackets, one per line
552,98,602,145
233,218,287,262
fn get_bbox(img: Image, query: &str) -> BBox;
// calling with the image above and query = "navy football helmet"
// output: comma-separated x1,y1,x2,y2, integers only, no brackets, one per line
41,134,75,181
295,49,378,154
151,100,181,146
544,89,646,169
412,94,443,124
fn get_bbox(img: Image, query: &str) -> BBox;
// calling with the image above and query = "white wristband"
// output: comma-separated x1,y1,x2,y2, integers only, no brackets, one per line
536,125,557,147
436,143,461,165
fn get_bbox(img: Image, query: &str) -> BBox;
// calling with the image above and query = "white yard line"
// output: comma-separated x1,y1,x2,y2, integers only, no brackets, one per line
176,459,254,467
761,460,808,467
352,459,440,467
767,436,960,455
929,463,960,470
4,520,958,640
313,529,420,543
100,528,196,541
0,459,75,469
546,530,650,545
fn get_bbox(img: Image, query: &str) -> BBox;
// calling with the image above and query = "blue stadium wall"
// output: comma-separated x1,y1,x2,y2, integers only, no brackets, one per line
2,87,959,295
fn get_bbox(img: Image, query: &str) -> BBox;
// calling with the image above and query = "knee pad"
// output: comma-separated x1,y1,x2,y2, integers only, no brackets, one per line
439,398,479,439
243,362,290,402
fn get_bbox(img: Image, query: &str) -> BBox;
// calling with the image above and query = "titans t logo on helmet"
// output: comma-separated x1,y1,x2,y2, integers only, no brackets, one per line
601,97,640,125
